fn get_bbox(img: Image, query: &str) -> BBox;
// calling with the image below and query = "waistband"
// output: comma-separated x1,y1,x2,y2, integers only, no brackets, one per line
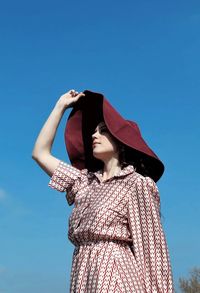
75,238,132,247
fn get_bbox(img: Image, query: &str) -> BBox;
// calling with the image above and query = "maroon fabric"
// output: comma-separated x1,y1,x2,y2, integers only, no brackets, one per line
65,90,164,182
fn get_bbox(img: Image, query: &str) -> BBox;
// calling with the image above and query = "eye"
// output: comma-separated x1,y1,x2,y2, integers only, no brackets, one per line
100,126,108,133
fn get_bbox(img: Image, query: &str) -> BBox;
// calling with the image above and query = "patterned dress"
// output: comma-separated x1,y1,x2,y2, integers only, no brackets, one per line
48,160,174,293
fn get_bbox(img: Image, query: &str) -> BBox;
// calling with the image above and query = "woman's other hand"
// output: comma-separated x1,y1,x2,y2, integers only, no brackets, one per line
56,89,85,111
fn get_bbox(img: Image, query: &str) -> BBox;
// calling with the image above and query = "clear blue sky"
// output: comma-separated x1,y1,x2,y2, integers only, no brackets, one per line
0,0,200,292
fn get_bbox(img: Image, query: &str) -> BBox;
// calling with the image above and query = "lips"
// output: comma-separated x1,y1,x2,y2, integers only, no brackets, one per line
92,142,100,148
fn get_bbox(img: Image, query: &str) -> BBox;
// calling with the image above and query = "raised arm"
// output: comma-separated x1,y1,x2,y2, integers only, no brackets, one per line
31,89,85,177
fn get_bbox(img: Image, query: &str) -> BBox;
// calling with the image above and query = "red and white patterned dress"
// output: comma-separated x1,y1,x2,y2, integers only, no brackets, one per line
48,160,174,293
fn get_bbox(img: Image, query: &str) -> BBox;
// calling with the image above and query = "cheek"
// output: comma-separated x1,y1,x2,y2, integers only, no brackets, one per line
105,138,118,151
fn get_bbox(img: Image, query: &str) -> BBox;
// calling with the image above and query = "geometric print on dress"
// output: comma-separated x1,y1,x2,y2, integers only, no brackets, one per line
48,160,174,293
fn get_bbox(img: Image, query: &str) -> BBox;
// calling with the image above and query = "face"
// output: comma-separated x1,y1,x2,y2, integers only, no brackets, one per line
92,122,119,161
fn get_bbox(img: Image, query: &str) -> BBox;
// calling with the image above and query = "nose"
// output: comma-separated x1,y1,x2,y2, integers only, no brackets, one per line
92,130,98,141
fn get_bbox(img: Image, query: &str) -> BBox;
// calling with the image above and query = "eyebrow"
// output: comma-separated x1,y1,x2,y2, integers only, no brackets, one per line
94,124,107,132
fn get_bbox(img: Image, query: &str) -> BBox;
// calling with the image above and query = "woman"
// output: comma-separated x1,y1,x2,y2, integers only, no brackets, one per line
32,89,174,293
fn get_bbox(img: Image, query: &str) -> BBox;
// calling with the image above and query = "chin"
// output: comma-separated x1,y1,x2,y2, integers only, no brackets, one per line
93,150,115,162
92,152,102,160
93,150,105,161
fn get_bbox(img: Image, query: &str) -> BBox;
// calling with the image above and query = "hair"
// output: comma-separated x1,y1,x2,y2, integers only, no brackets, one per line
98,120,153,179
117,143,129,168
117,141,162,218
117,141,150,176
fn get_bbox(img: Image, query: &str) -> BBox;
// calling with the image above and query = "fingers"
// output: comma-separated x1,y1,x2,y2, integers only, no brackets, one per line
77,92,85,98
69,89,85,98
69,89,85,99
69,89,77,97
74,92,85,103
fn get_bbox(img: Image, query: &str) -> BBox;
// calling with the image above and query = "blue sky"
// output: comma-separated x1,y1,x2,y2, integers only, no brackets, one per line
0,0,200,292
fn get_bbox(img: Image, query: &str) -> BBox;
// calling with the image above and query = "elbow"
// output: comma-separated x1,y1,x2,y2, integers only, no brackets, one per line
31,148,42,161
31,150,51,163
32,153,37,161
32,144,39,160
32,152,39,162
32,148,39,161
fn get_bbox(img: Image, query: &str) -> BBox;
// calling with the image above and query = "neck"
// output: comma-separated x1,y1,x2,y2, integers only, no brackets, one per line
102,157,121,180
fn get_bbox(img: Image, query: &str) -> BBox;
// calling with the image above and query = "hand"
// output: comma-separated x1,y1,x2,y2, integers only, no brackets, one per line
56,89,85,110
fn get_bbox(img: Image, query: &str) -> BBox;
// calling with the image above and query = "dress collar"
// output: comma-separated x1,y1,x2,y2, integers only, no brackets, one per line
90,164,135,182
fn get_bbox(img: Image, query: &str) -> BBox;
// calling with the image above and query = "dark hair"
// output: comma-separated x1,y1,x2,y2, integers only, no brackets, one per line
98,121,154,179
118,144,129,168
117,142,162,218
117,141,150,176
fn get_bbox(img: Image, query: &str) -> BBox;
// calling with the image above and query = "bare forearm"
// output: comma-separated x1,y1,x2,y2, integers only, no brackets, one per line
31,89,85,170
32,103,65,158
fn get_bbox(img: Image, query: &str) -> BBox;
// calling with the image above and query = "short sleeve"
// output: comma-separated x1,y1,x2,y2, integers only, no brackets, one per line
48,160,88,205
128,176,174,293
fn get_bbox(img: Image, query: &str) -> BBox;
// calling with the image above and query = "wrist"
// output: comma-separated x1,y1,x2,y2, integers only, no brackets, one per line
54,101,68,113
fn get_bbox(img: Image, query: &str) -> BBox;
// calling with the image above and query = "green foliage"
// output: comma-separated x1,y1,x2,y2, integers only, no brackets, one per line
179,267,200,293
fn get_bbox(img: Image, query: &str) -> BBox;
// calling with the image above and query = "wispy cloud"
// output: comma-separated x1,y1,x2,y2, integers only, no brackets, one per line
0,188,6,201
0,265,6,275
0,265,8,293
0,187,32,218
